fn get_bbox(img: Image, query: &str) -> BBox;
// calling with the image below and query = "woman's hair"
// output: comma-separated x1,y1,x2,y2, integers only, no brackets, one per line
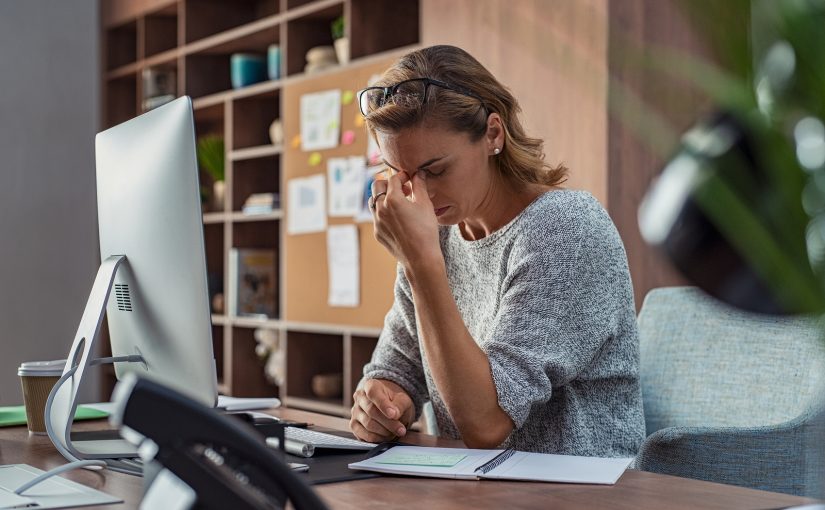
365,45,567,187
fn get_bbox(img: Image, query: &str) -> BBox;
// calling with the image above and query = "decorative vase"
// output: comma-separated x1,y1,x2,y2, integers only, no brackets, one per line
334,37,349,65
212,180,226,211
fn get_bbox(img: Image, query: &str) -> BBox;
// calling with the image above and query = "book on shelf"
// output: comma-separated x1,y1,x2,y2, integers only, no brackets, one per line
228,248,277,318
241,192,280,216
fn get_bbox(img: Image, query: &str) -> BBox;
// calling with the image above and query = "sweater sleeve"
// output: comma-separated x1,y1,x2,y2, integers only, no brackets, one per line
481,211,627,429
362,264,428,419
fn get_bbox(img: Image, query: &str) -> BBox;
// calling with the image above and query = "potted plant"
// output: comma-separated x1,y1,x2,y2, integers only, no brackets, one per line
196,135,226,212
331,15,348,65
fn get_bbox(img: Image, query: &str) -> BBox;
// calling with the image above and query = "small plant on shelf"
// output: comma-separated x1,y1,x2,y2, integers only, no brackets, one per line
196,135,226,212
331,15,348,65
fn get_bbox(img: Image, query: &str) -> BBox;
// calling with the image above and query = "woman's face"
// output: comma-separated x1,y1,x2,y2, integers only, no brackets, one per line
377,121,499,226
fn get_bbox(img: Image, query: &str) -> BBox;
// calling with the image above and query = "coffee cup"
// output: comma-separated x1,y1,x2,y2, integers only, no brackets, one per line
18,359,65,435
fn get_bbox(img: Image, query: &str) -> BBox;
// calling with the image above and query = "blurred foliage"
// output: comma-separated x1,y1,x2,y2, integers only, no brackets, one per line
629,0,825,314
196,135,225,182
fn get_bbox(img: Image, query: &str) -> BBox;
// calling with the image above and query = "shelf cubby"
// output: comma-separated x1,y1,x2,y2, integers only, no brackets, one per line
347,334,378,404
285,331,345,406
105,74,138,128
143,4,179,57
185,0,279,43
106,20,138,70
232,220,281,318
185,54,232,99
284,2,343,76
232,90,280,149
349,0,419,60
203,222,225,312
212,324,225,383
232,157,280,212
193,100,224,138
229,327,280,396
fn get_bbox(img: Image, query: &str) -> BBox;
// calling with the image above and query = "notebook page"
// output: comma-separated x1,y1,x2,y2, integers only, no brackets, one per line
349,446,503,479
482,452,633,484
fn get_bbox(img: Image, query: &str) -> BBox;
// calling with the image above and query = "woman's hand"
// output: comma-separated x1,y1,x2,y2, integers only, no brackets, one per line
350,379,415,443
371,171,441,273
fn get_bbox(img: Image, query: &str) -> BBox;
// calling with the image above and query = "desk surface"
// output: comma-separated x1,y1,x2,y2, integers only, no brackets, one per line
0,408,815,510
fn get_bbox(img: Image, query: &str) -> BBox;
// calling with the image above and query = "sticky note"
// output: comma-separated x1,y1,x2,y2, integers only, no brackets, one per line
342,90,355,105
376,452,467,467
342,130,356,145
308,152,323,166
291,134,302,149
354,114,365,128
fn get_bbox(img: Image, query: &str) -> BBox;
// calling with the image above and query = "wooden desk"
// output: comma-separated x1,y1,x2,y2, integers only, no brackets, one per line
0,408,815,509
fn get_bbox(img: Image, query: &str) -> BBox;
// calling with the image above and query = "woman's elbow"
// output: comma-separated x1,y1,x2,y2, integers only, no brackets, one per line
460,417,513,449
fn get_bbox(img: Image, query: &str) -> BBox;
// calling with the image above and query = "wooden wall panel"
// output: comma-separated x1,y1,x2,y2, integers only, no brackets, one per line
282,58,400,327
607,0,712,307
421,0,609,204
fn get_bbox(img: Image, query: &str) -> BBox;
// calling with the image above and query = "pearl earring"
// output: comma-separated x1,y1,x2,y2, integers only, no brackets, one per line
494,148,500,155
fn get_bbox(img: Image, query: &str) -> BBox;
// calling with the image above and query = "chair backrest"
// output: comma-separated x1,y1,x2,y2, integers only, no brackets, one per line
638,287,825,435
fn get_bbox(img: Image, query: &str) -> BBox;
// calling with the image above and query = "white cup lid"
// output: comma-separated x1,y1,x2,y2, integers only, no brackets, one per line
18,359,66,377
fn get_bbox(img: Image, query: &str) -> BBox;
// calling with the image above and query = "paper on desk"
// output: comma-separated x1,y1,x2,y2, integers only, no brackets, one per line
287,174,327,235
328,157,367,217
376,452,467,467
301,89,341,151
217,396,281,412
327,224,360,307
0,464,121,509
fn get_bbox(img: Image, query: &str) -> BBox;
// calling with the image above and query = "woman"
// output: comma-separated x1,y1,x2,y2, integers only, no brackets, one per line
350,45,644,456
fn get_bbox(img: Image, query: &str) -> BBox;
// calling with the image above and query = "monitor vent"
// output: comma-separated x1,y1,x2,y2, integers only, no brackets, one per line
114,284,133,312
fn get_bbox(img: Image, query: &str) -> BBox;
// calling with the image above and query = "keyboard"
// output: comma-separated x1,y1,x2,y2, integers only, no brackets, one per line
266,427,376,458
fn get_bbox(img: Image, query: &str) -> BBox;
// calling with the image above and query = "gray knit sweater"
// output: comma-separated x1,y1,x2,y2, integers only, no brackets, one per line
363,190,645,457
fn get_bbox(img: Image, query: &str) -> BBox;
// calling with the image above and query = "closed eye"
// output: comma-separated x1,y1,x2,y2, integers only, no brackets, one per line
421,166,447,178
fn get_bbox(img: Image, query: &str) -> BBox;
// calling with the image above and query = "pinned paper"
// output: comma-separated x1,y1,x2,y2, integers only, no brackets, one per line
355,164,386,223
341,130,356,145
342,90,355,105
327,225,360,307
354,114,365,128
287,174,326,235
308,152,323,166
300,89,342,151
328,157,367,217
291,134,302,149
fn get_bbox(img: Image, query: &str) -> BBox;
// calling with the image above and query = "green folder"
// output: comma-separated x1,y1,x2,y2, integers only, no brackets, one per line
0,405,108,427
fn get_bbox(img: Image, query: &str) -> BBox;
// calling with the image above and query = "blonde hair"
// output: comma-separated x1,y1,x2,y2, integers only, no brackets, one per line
364,45,567,187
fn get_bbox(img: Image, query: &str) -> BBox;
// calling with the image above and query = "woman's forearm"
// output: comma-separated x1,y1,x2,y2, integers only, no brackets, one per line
405,259,514,448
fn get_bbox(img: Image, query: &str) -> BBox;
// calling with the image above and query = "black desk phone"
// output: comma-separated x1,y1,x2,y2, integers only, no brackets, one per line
110,375,328,510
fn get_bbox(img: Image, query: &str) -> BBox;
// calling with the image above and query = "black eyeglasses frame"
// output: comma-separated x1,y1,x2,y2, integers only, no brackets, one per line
357,77,485,117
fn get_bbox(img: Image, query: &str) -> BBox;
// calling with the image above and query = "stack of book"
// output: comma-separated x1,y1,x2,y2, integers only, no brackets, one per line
242,192,280,215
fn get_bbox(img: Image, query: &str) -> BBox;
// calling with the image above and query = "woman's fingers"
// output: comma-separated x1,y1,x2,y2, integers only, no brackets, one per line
354,391,406,436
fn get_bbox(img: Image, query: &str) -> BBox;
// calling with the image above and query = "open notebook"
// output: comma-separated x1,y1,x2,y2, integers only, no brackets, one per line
349,446,633,484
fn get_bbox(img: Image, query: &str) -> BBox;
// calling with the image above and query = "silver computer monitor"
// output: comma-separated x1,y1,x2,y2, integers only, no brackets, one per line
47,96,217,461
96,96,217,406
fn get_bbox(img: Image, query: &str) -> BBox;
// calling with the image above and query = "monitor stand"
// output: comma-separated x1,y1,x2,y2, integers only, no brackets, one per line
46,255,144,461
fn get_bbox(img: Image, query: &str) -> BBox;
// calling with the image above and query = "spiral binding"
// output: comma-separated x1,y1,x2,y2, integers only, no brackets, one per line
474,448,516,475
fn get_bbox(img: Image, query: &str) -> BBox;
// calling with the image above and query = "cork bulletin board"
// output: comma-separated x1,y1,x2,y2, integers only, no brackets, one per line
282,56,399,327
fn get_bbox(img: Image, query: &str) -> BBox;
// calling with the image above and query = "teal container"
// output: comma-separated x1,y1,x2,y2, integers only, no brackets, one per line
230,53,266,89
267,44,282,80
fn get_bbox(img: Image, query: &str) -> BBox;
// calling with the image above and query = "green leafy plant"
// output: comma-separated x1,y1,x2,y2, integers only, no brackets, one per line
617,0,825,315
197,135,225,182
331,15,345,40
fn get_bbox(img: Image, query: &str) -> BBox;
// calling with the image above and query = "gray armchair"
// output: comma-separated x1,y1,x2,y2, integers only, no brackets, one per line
636,287,825,496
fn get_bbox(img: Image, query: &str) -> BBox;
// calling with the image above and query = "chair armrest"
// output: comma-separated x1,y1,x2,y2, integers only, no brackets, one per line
636,410,824,497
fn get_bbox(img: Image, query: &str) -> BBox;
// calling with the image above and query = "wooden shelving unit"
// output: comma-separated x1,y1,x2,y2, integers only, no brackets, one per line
101,0,419,416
